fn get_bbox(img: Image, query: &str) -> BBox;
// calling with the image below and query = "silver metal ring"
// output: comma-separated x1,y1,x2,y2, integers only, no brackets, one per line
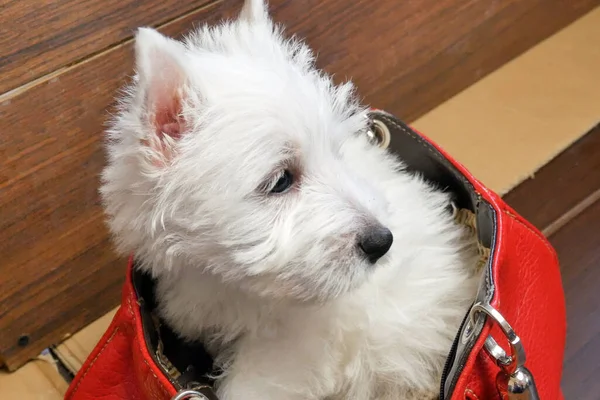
484,336,513,366
171,390,209,400
469,302,526,374
366,119,391,149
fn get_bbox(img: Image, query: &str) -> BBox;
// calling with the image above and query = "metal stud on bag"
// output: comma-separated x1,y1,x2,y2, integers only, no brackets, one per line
469,303,540,400
365,118,391,149
171,390,209,400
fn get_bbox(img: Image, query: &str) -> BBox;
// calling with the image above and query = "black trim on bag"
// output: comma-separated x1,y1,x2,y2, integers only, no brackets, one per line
369,111,498,399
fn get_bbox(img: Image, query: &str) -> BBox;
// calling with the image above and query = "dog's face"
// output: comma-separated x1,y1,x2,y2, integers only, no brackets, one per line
102,0,393,302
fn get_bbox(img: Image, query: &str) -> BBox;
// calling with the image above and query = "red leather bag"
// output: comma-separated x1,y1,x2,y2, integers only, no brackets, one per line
65,110,566,400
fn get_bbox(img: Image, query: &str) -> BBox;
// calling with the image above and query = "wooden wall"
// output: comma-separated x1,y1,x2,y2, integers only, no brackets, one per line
0,0,597,370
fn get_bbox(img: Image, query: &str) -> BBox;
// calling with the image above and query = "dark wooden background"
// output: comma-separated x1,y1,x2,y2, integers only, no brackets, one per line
0,0,597,385
504,125,600,400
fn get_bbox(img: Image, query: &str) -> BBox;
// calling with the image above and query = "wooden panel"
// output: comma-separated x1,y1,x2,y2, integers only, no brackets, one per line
1,0,598,369
412,6,600,196
0,1,230,371
0,0,212,94
504,124,600,397
504,125,600,234
549,199,600,400
269,0,599,121
2,0,597,116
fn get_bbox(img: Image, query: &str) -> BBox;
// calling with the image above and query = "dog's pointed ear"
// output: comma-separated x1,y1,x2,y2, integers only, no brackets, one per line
134,28,190,163
240,0,269,22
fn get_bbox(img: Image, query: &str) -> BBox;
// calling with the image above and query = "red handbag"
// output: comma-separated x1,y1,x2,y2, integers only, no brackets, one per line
65,110,566,400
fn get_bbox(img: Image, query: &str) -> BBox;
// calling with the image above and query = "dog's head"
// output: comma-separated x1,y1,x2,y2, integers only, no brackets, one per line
102,0,393,302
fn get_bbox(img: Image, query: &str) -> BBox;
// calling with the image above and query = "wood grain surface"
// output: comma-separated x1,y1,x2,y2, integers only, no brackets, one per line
267,0,599,122
0,0,229,371
549,198,600,400
504,125,600,235
1,0,597,369
0,0,212,94
504,125,600,397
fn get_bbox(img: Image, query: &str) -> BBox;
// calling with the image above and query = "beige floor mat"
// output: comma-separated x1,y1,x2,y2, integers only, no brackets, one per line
2,6,599,399
0,352,69,400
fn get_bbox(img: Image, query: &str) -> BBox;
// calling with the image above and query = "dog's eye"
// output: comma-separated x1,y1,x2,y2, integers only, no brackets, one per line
271,170,294,194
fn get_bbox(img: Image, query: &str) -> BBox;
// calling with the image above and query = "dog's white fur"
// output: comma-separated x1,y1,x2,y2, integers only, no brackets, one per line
100,1,479,398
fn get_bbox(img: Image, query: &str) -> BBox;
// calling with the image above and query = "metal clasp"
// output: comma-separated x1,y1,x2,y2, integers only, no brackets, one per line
171,390,209,400
365,118,391,149
497,366,540,400
469,302,540,400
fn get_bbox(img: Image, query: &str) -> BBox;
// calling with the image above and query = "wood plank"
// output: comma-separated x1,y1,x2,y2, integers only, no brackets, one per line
503,125,600,398
270,0,599,122
0,1,229,371
2,0,597,116
0,0,213,94
548,199,600,400
1,0,598,369
504,125,600,234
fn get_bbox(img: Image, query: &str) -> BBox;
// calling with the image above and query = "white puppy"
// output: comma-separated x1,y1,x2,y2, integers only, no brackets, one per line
100,0,478,398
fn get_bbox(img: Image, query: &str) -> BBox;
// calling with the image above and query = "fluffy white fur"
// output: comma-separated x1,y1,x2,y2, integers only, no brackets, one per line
100,1,479,398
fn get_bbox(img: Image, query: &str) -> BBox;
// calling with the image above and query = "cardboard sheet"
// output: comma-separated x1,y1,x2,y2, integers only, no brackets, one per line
0,352,68,400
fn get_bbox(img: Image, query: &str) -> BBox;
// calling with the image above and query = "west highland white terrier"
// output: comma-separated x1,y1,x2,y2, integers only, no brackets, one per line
100,0,479,398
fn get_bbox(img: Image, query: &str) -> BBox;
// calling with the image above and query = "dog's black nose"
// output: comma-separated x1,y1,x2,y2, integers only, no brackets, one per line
359,226,393,264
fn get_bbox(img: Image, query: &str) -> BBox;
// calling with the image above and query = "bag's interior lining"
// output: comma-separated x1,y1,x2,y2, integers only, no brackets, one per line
132,111,498,397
